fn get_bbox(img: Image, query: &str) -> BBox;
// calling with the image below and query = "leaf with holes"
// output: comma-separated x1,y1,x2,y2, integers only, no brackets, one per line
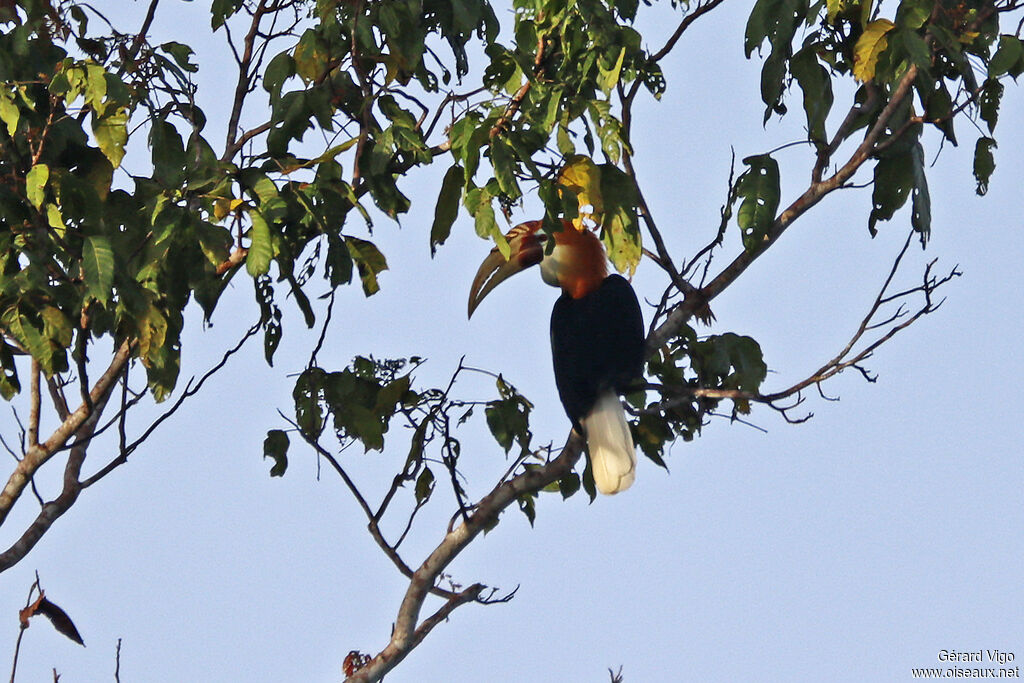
559,155,603,228
909,142,930,244
868,152,913,236
973,137,997,196
735,154,780,252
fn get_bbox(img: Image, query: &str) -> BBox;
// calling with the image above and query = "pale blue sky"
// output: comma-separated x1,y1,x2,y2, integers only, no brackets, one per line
4,1,1022,681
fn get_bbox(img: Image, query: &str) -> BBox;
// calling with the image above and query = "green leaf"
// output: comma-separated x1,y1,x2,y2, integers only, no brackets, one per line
988,35,1023,78
415,467,435,504
136,304,168,370
293,28,329,83
84,64,108,113
909,142,931,244
46,204,65,232
150,119,186,187
895,0,931,29
211,0,244,29
970,135,995,194
263,429,290,477
26,163,48,210
82,235,115,304
3,308,53,375
0,342,20,399
925,84,956,145
489,138,520,199
93,108,128,168
596,46,626,95
735,154,780,251
897,29,931,70
517,491,536,526
558,472,580,500
599,165,642,277
789,48,833,142
293,367,324,437
0,89,19,136
246,210,273,276
973,137,997,196
263,52,295,102
980,79,1003,133
868,152,913,235
326,233,353,287
160,41,198,73
347,236,388,296
430,164,463,256
40,306,72,349
484,378,532,454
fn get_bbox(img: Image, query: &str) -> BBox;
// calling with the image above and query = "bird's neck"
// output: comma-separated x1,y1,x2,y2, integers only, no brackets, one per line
540,227,608,299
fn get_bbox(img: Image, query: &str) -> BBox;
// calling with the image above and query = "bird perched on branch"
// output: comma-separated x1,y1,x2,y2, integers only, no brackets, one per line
468,219,644,494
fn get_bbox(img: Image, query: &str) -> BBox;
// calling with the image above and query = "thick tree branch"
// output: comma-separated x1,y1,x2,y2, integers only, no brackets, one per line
0,341,132,532
27,361,39,448
0,368,116,572
345,433,584,683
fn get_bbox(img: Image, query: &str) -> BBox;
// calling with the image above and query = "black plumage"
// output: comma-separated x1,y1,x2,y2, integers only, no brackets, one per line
549,274,645,432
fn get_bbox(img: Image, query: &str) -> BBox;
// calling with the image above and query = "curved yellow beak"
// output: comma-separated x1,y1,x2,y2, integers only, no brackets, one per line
467,224,545,318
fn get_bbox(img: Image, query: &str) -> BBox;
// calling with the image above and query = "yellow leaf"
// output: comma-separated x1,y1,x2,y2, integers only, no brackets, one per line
558,155,603,230
853,19,895,82
959,31,980,45
213,197,246,221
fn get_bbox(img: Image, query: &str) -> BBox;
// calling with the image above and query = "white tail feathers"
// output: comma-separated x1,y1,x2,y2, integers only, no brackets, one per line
581,391,636,495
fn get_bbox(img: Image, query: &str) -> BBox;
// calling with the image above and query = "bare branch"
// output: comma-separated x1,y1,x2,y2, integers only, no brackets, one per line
9,573,42,683
648,64,922,353
224,0,274,155
754,230,959,404
80,322,261,490
345,433,584,683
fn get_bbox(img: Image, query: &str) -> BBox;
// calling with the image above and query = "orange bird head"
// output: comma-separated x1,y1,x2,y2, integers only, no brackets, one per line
468,220,608,318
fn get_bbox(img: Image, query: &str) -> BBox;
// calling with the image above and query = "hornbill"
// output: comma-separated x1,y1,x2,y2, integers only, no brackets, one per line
468,220,644,494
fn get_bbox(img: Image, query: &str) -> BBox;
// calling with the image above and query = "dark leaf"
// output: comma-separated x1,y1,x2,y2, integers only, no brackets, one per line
430,164,463,255
979,79,1003,134
909,142,931,245
346,237,388,296
415,467,434,504
869,152,913,236
988,35,1023,78
263,429,289,477
973,136,997,196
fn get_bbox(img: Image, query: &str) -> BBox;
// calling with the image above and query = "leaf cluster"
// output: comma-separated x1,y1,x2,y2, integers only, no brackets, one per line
743,0,1019,244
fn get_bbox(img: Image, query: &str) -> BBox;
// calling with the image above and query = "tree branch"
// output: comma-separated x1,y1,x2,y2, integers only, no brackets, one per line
345,433,583,683
224,0,273,154
0,341,132,533
648,65,921,352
